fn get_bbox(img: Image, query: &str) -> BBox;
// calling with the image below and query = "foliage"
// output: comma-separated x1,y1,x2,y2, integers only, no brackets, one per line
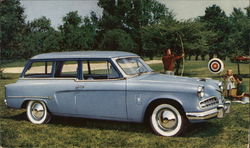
0,1,249,61
98,0,174,54
0,0,26,59
99,29,136,51
200,5,231,60
59,11,97,51
227,8,250,58
21,17,61,58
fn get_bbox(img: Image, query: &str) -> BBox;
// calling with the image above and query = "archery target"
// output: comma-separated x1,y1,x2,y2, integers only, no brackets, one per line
208,58,224,74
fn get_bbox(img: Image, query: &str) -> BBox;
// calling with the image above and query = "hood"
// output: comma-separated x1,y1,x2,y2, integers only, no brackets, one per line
136,73,200,84
131,72,219,88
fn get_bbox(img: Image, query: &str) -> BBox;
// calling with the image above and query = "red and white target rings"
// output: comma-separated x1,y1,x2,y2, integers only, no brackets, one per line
208,58,224,74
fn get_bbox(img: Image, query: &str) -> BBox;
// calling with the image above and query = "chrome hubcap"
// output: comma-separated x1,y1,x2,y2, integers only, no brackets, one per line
156,108,178,131
31,102,45,120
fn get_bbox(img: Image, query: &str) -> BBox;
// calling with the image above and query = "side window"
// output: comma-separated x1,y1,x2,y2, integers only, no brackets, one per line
54,61,78,78
117,58,147,75
82,60,120,80
24,61,53,78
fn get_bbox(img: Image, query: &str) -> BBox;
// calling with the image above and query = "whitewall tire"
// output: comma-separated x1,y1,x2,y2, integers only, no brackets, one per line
26,100,51,124
150,103,187,137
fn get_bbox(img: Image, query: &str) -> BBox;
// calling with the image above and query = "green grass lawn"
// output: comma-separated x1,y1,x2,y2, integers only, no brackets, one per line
0,60,249,147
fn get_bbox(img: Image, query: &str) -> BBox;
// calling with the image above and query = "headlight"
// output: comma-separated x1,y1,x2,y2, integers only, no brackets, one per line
197,86,205,98
218,82,223,91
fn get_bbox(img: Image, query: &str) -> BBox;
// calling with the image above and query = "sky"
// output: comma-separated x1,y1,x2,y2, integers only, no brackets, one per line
20,0,249,28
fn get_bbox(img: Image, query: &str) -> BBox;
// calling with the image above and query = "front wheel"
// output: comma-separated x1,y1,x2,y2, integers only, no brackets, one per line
150,103,188,136
26,100,51,124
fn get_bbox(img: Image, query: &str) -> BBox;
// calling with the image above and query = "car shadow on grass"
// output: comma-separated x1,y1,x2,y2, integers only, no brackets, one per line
6,112,222,137
185,122,223,137
6,112,152,134
3,111,27,121
50,116,153,134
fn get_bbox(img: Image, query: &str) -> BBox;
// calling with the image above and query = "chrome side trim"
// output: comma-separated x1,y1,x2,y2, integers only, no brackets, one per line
7,96,52,99
186,108,218,120
20,78,77,80
19,77,125,82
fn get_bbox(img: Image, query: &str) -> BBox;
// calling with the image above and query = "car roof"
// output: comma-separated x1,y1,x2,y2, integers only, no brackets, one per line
30,51,138,60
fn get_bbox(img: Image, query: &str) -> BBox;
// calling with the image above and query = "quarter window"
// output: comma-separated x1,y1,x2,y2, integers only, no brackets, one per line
24,61,53,78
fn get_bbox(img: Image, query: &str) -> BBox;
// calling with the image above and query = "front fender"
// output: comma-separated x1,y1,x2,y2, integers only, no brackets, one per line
126,90,200,122
142,93,200,117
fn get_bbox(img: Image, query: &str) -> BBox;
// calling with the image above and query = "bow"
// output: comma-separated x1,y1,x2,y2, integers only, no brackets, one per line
177,33,185,76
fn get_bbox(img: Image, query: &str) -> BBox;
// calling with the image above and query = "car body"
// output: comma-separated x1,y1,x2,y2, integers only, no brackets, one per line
4,51,231,136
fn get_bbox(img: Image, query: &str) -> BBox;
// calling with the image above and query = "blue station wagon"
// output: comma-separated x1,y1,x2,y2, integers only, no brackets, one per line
4,51,231,136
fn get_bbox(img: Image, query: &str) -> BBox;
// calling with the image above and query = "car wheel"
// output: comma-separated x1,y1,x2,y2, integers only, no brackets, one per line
26,100,51,124
150,103,188,137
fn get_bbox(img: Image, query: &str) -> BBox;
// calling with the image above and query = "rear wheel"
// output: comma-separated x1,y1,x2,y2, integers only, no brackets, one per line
149,103,188,136
26,100,51,124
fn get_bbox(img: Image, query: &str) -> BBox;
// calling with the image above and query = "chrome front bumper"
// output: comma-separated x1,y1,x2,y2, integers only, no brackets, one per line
186,101,231,120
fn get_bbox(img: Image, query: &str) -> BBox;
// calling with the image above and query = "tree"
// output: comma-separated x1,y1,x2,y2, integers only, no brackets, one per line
200,5,230,60
98,0,174,55
99,29,136,51
22,17,61,58
59,11,97,51
0,0,26,59
245,6,250,18
227,8,250,58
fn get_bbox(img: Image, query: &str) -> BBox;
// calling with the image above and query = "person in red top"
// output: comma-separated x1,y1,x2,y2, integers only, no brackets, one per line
162,49,184,75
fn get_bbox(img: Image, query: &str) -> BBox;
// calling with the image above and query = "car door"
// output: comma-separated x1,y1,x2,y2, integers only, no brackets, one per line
75,60,127,120
52,60,80,114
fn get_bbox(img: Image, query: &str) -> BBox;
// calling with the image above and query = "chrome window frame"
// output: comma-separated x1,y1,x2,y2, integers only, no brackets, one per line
20,58,125,81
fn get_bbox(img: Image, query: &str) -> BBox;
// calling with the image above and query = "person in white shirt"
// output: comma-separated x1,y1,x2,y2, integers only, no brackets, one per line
224,69,236,97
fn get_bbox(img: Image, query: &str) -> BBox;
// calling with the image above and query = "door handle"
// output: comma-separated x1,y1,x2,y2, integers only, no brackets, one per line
76,85,85,89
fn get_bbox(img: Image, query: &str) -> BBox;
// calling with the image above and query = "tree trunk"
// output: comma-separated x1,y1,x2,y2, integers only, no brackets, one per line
195,55,199,61
209,53,214,60
188,55,192,61
237,61,240,74
201,55,205,61
149,54,153,60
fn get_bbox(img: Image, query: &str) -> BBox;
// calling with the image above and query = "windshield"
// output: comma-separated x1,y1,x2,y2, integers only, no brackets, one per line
116,57,152,75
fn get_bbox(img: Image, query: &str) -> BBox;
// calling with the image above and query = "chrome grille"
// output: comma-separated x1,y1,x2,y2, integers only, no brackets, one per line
200,97,219,109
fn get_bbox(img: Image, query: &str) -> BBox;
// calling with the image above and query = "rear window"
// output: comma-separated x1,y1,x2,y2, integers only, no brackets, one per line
24,61,53,78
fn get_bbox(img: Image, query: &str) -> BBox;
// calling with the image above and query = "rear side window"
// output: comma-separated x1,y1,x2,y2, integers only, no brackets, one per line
54,61,78,78
24,61,53,78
